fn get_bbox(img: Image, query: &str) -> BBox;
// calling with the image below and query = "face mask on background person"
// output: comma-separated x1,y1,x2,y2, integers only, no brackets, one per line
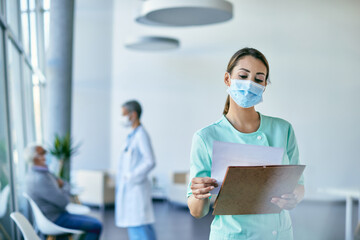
45,152,52,166
120,115,132,128
227,78,265,108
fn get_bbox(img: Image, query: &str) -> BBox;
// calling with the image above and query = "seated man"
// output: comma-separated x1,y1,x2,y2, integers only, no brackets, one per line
25,143,102,240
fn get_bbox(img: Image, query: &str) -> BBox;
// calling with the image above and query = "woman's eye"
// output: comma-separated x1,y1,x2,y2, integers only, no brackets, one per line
239,75,248,79
255,79,264,83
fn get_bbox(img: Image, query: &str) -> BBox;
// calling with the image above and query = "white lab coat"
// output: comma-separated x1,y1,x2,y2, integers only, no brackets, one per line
115,125,156,227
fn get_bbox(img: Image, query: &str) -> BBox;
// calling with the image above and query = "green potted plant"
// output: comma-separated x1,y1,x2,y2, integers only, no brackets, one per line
49,133,80,182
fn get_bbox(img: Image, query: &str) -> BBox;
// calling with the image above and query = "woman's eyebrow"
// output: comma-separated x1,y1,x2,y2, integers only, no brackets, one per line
239,68,250,72
238,68,265,76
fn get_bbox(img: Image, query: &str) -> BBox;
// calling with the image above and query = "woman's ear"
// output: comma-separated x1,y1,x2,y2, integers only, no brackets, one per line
224,72,231,87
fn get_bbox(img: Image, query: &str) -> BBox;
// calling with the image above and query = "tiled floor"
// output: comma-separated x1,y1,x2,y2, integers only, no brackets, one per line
87,200,358,240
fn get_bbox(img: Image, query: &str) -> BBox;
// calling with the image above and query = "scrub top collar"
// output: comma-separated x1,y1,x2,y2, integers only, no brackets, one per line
222,112,264,136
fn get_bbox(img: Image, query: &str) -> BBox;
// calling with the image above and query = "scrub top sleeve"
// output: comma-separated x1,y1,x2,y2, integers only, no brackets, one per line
287,124,304,185
187,132,212,198
128,131,156,184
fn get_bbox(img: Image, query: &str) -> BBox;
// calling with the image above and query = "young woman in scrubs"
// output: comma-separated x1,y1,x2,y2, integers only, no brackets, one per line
187,48,305,240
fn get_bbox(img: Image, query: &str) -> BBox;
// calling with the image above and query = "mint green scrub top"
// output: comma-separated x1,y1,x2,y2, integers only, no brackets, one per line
187,113,304,240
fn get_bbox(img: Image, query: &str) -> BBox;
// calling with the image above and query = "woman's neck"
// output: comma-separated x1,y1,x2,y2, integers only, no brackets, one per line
225,99,260,133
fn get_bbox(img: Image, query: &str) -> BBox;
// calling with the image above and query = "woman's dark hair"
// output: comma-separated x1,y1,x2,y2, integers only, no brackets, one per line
223,47,270,115
123,100,142,119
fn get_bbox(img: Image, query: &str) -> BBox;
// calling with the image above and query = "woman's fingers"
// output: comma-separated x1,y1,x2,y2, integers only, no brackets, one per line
191,178,218,188
193,186,214,195
192,177,217,184
190,177,218,199
193,193,211,199
280,193,296,199
271,195,298,210
191,183,218,190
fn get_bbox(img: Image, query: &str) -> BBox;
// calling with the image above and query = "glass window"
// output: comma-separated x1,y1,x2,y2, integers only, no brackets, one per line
29,0,35,10
1,0,4,16
21,0,31,56
29,10,38,67
43,12,49,53
7,40,28,215
43,0,50,10
0,30,15,240
32,75,43,142
23,62,37,143
0,1,47,237
43,0,50,51
6,0,20,40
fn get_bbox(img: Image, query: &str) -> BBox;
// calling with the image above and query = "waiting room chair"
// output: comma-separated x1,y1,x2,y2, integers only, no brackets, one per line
10,212,40,240
0,185,11,240
0,185,10,218
23,193,83,240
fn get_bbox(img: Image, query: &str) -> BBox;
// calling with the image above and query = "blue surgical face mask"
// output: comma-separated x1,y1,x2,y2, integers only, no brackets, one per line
227,78,265,108
45,152,52,166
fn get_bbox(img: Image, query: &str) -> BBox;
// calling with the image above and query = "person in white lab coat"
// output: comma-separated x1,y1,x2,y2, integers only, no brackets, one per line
115,100,157,240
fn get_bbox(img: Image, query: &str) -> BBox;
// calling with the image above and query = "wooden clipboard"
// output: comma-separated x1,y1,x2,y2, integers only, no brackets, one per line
212,165,305,215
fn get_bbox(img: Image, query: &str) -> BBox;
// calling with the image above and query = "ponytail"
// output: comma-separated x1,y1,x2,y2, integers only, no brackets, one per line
223,95,230,115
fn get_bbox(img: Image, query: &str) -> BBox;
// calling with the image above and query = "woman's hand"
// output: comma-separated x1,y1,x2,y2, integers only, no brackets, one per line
188,177,218,218
271,193,298,210
190,177,218,200
271,184,305,210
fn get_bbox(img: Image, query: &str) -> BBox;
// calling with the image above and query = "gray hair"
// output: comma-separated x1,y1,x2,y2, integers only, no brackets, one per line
24,143,44,163
122,100,142,119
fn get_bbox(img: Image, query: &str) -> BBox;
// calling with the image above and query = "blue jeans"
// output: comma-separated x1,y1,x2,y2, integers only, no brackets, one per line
128,224,156,240
54,212,102,240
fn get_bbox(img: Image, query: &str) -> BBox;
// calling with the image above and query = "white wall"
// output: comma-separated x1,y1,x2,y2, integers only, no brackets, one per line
110,0,360,200
72,0,113,171
70,0,360,200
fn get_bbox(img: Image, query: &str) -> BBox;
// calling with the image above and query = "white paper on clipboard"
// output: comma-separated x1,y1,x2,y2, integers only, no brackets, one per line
211,141,284,194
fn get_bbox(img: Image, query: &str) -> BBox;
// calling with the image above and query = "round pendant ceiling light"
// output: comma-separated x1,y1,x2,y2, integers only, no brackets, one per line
125,36,180,51
136,0,233,27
